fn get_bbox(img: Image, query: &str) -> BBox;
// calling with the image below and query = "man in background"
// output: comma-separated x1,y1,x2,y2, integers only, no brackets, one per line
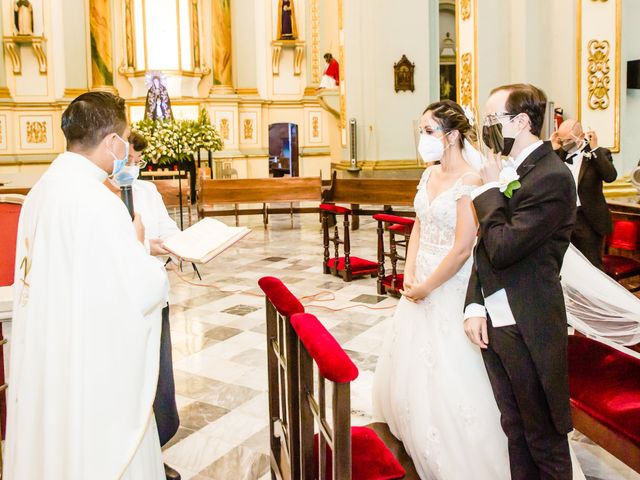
552,120,617,269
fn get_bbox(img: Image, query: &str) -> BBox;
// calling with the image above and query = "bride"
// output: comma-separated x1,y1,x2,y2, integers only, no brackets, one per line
372,100,586,480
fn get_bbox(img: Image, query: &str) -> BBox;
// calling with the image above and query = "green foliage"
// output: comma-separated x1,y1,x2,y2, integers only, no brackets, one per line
131,109,223,165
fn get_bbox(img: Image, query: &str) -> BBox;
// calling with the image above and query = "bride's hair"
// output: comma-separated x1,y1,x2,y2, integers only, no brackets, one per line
423,100,477,149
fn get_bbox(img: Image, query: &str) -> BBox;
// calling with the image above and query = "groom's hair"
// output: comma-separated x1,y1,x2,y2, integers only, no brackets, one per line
61,91,128,149
490,83,547,137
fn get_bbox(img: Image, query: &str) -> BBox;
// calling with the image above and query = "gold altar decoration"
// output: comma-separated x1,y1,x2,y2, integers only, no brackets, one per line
460,0,471,20
219,118,230,140
3,35,47,74
576,0,620,151
243,119,253,140
123,0,135,72
312,116,319,138
338,0,346,146
311,0,320,84
89,0,115,89
459,54,472,107
26,121,47,144
211,0,233,93
587,40,611,110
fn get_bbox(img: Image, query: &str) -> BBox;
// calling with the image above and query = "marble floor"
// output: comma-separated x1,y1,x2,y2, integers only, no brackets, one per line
162,207,640,480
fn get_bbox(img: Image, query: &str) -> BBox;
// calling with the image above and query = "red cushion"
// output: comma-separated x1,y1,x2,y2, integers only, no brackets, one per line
602,255,640,279
320,203,352,215
387,224,412,235
258,276,305,317
381,274,404,291
291,313,358,383
327,257,378,274
0,204,21,287
607,220,640,251
372,213,415,227
568,335,640,445
314,426,406,480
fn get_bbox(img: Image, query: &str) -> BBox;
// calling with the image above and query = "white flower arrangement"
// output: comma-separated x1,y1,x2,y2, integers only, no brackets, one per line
131,109,223,165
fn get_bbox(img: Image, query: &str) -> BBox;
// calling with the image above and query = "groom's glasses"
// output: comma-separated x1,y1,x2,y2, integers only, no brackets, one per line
482,112,515,127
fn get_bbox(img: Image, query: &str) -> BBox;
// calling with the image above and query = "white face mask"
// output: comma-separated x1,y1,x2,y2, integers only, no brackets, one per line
418,133,446,162
109,134,130,177
111,165,139,187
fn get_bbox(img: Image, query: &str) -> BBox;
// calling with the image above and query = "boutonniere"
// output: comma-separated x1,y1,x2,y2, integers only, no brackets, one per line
583,150,595,160
499,166,521,198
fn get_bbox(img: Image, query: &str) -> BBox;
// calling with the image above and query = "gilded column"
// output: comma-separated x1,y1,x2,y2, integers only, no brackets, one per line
455,0,477,111
89,0,116,92
211,0,233,94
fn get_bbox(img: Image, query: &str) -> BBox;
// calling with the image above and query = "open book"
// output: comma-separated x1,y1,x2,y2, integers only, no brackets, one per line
163,218,251,264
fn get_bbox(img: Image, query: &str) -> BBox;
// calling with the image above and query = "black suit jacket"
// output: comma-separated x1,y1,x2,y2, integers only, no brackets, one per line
557,146,617,235
465,141,576,433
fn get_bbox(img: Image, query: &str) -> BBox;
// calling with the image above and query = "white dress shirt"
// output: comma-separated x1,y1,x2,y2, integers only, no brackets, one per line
564,149,585,207
464,140,544,321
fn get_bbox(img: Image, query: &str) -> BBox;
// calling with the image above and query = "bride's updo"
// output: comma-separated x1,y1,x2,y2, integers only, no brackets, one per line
423,100,477,149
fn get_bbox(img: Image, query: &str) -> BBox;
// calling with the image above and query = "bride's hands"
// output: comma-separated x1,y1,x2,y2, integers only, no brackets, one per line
400,277,430,303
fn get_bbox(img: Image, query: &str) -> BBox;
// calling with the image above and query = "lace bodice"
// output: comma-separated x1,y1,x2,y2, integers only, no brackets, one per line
414,167,478,283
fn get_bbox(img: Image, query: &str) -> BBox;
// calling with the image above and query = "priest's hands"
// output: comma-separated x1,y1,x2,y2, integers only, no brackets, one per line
150,238,170,256
464,316,489,349
400,276,430,303
133,213,145,244
586,129,598,149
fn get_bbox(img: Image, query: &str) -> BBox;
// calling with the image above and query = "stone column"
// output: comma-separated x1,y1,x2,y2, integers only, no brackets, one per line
211,0,233,94
89,0,116,92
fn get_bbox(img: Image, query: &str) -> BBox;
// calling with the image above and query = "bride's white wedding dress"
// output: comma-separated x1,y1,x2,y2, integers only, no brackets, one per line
372,167,586,480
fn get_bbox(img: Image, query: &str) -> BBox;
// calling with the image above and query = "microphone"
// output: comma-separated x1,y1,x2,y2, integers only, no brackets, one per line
120,185,135,219
112,166,138,220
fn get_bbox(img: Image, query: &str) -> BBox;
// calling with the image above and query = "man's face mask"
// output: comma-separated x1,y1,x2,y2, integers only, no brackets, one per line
109,134,130,177
560,134,585,154
482,113,523,157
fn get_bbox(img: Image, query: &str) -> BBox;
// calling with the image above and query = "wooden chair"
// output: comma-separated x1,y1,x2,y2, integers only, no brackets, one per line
0,194,24,466
319,204,377,282
602,220,640,290
258,276,306,480
373,213,415,296
291,312,418,479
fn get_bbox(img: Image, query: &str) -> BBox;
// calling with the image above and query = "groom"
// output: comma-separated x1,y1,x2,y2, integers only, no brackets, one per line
464,84,576,479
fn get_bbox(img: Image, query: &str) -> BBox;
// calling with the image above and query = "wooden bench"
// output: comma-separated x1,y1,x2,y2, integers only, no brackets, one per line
322,171,419,229
198,176,322,227
568,334,640,473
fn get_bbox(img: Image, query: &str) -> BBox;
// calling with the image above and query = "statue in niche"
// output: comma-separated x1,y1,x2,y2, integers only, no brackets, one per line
319,53,340,89
277,0,297,40
14,0,34,36
144,72,173,121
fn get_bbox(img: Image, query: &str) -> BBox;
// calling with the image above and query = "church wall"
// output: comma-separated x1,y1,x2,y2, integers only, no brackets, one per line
619,0,640,174
231,0,257,90
343,0,432,163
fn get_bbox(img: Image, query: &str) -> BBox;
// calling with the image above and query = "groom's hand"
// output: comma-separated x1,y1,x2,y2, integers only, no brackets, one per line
479,151,502,184
464,316,489,349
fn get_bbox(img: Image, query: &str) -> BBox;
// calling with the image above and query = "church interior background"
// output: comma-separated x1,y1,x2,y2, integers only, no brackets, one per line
2,0,640,479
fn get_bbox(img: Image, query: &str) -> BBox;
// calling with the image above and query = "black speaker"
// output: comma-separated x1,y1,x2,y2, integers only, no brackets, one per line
628,60,640,89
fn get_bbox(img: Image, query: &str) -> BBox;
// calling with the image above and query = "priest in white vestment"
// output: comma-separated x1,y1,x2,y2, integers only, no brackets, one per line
4,92,168,480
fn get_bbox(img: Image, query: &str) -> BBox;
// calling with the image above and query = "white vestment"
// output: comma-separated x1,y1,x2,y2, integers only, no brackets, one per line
4,152,168,480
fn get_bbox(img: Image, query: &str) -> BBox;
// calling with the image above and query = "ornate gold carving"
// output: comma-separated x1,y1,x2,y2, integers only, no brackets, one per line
26,121,47,144
0,121,3,145
338,0,346,145
191,0,202,71
311,0,320,84
460,0,471,20
460,53,472,107
587,40,611,110
3,36,47,75
219,118,230,140
312,116,319,138
243,119,253,140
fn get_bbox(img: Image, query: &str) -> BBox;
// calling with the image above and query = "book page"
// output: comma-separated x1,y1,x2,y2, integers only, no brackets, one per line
163,218,250,263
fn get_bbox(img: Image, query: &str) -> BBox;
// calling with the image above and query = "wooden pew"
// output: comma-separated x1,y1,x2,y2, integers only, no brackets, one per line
146,178,192,227
322,171,419,229
198,176,322,227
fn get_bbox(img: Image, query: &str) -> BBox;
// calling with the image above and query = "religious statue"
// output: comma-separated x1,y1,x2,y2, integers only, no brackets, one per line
319,53,340,89
278,0,297,40
144,72,173,121
14,0,34,36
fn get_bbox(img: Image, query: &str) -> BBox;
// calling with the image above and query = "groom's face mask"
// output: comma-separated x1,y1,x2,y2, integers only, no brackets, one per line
482,113,524,157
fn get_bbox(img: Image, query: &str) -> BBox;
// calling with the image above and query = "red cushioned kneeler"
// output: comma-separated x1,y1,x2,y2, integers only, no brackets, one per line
314,426,406,480
0,203,21,287
327,257,378,275
568,335,640,445
381,274,404,291
602,255,640,280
